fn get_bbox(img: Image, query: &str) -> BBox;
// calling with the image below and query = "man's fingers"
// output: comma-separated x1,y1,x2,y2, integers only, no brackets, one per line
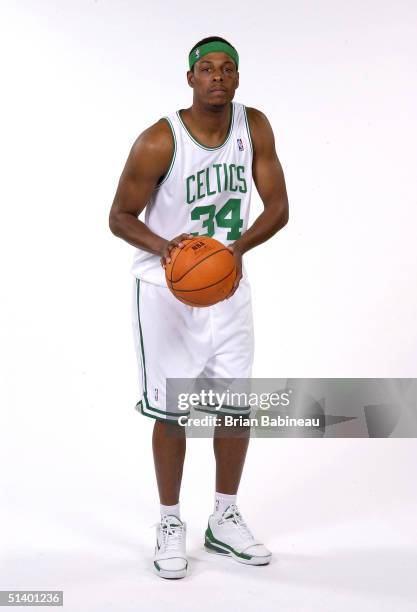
169,239,184,251
175,233,194,247
177,233,194,247
161,234,196,269
167,234,194,255
160,252,171,267
226,274,242,298
167,243,178,254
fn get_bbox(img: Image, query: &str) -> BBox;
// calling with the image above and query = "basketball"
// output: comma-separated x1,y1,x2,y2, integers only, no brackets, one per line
165,236,237,307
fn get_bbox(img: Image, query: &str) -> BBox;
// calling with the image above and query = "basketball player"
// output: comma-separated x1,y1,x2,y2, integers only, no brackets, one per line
109,36,289,579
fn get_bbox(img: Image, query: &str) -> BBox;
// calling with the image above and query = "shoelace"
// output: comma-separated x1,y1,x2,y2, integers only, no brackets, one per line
219,504,255,542
159,516,184,552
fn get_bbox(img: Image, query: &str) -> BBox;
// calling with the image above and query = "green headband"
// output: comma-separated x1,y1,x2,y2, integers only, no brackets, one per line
189,41,239,70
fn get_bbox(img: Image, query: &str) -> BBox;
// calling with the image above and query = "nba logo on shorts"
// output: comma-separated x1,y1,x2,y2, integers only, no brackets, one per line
154,387,159,402
237,138,244,151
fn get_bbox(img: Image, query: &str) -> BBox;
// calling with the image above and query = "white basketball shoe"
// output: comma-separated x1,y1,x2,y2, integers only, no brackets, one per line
153,515,188,579
204,504,272,565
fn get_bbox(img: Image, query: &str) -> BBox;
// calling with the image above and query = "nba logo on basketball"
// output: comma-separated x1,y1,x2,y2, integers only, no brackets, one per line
237,138,244,151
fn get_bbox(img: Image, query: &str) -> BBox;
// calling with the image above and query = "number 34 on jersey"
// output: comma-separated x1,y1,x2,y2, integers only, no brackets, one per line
185,162,247,240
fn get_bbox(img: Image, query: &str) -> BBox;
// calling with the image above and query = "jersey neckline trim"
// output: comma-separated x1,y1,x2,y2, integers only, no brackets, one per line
176,102,235,151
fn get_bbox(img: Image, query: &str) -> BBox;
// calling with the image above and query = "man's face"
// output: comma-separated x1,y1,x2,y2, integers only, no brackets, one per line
187,52,239,107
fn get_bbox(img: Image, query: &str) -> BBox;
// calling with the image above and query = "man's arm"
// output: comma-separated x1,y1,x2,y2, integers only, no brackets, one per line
109,120,192,265
227,107,289,296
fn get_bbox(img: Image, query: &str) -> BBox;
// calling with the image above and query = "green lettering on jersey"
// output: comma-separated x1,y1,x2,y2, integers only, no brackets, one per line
236,165,247,193
185,164,247,204
215,197,243,239
190,197,243,240
191,204,215,236
223,163,228,191
213,164,222,193
186,175,196,204
229,164,238,192
196,169,205,200
206,167,216,196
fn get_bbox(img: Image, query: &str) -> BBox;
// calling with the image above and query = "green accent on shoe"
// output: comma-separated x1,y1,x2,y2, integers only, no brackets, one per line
154,561,161,571
204,539,230,555
205,524,253,560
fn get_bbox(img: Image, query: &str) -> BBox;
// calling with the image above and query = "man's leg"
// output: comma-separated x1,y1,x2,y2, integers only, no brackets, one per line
213,421,250,494
152,420,188,579
152,420,186,505
132,279,202,579
205,419,271,565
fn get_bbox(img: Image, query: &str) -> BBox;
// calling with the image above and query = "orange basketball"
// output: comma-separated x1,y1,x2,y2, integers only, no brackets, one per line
165,236,237,307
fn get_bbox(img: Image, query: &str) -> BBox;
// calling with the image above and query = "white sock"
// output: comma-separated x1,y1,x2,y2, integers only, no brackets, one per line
160,502,180,520
214,492,237,515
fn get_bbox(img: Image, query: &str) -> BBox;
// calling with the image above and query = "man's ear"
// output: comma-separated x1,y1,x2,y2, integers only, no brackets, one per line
235,71,239,89
187,70,195,88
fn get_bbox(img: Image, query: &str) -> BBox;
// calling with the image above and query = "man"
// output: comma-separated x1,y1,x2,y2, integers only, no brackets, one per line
109,36,289,579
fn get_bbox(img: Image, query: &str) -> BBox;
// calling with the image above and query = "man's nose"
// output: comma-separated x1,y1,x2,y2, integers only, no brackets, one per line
212,69,224,81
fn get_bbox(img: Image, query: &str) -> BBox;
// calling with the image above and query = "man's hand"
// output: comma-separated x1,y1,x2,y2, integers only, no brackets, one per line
225,243,243,299
160,233,195,268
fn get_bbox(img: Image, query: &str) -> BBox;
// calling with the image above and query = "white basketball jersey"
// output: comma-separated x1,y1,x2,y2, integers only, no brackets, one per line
130,101,253,286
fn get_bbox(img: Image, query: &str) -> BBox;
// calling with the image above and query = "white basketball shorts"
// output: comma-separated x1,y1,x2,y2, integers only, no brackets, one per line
131,276,255,423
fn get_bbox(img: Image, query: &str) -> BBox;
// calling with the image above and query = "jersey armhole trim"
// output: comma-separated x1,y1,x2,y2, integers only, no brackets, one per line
156,116,177,188
243,105,254,157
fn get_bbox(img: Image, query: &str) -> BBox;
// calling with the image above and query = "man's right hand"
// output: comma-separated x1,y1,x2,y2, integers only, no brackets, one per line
160,233,195,268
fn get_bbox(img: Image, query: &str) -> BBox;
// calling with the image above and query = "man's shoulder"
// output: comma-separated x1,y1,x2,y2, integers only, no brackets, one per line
131,117,174,159
244,107,274,153
245,107,270,128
